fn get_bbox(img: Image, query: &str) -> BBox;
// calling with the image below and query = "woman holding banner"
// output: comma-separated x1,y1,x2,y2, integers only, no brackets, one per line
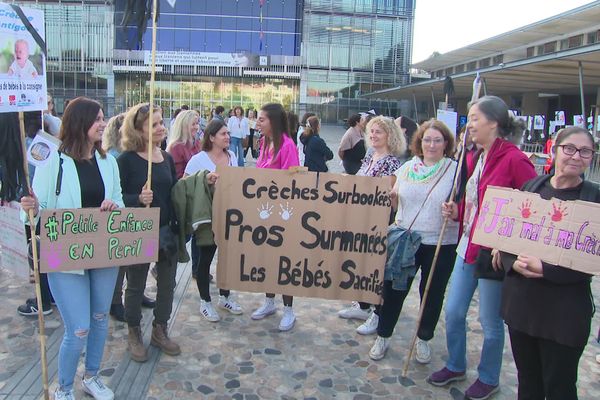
338,116,405,335
428,96,536,400
499,126,599,399
20,97,123,400
251,102,300,331
369,119,458,362
118,103,181,363
183,119,244,322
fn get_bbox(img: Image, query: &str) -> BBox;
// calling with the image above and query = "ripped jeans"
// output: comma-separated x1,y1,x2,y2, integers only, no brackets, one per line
48,267,118,391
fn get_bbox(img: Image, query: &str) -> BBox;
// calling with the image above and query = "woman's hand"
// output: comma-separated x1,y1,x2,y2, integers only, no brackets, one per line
512,254,543,279
138,188,153,206
100,199,118,212
20,193,39,216
491,249,502,271
207,172,219,185
441,201,458,220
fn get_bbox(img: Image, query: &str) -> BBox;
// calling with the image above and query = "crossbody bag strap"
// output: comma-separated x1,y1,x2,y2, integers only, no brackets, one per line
55,151,64,196
406,160,452,232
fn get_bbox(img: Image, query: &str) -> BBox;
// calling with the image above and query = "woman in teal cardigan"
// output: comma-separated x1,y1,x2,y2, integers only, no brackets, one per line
21,97,123,400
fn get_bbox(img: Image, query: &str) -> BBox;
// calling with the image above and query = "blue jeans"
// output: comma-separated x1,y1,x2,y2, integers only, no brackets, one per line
444,256,504,386
230,137,245,166
48,267,119,391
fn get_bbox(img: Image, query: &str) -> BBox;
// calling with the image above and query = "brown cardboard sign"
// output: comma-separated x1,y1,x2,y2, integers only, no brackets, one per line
213,166,393,303
471,186,600,275
39,208,160,272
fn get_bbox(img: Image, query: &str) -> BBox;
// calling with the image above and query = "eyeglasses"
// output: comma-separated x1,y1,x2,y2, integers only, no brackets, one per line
422,138,445,145
556,144,594,159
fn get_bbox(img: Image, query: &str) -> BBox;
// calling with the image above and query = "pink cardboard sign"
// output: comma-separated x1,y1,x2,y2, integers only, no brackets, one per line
472,186,600,275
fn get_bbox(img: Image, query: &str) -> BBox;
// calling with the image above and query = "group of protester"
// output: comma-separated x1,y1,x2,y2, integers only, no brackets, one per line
11,93,599,400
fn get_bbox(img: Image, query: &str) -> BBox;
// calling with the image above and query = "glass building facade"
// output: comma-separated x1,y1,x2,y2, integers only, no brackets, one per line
16,0,414,122
302,0,415,121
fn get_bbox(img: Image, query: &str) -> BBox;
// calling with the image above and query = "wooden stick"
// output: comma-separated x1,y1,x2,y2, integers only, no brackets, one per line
146,0,159,197
401,76,482,377
19,111,50,400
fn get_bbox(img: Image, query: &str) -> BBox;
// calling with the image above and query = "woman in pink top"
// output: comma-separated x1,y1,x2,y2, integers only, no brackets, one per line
166,110,201,179
251,103,300,331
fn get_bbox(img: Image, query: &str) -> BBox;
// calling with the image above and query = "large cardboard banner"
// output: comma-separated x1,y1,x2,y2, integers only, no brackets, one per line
213,167,392,304
39,208,160,273
0,202,29,279
0,3,47,112
472,186,600,275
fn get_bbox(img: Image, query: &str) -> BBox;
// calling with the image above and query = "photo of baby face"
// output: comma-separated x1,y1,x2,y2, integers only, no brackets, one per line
6,39,40,78
15,40,30,68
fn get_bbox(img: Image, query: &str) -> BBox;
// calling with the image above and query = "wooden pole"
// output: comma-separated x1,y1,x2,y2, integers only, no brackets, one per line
402,76,482,377
146,0,159,195
19,111,50,400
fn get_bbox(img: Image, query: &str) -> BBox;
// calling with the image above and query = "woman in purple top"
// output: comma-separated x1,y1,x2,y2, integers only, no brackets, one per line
251,103,300,331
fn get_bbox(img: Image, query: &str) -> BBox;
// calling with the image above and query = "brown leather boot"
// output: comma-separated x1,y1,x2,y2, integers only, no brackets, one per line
127,326,148,362
151,323,181,356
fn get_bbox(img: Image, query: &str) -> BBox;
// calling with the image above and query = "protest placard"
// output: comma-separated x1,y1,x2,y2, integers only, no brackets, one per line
0,202,29,279
436,109,458,135
213,166,393,304
472,186,600,275
0,3,47,112
26,130,60,168
39,208,160,273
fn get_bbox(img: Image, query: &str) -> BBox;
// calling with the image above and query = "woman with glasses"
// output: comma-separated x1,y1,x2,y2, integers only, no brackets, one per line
118,103,181,363
499,126,598,399
368,119,458,363
428,96,537,400
20,97,122,400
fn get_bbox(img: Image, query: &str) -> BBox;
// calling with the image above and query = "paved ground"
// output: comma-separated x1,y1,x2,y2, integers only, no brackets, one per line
1,124,600,399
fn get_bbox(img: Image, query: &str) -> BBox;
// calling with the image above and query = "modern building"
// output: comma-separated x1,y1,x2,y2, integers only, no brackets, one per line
14,0,415,122
364,0,600,134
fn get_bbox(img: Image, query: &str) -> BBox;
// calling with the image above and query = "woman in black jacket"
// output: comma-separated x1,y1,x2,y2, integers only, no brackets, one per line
300,115,333,172
496,126,599,400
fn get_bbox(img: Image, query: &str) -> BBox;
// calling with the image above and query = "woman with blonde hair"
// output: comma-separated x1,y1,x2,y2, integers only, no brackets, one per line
338,116,406,334
117,103,181,363
102,113,125,158
166,109,201,179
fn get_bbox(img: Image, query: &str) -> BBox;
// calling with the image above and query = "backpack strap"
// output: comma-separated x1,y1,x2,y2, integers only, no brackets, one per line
521,174,551,193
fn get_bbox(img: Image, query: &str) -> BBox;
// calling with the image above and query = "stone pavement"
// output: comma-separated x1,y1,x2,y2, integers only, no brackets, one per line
1,124,600,399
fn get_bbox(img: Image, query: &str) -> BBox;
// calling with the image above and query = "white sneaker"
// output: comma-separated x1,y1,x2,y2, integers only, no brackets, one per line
369,336,390,360
199,300,221,322
218,295,243,315
278,306,296,331
82,375,114,400
338,302,371,320
415,338,432,364
54,387,75,400
251,297,276,320
356,312,379,335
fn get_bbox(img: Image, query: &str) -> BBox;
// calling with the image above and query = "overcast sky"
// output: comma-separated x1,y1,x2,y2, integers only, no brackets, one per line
412,0,593,63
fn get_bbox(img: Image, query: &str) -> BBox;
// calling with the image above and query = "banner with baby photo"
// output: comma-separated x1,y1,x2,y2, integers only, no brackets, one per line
0,2,47,112
213,166,393,304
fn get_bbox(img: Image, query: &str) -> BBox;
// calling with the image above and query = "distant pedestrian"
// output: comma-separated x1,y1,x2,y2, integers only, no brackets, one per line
338,113,366,174
300,115,333,172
